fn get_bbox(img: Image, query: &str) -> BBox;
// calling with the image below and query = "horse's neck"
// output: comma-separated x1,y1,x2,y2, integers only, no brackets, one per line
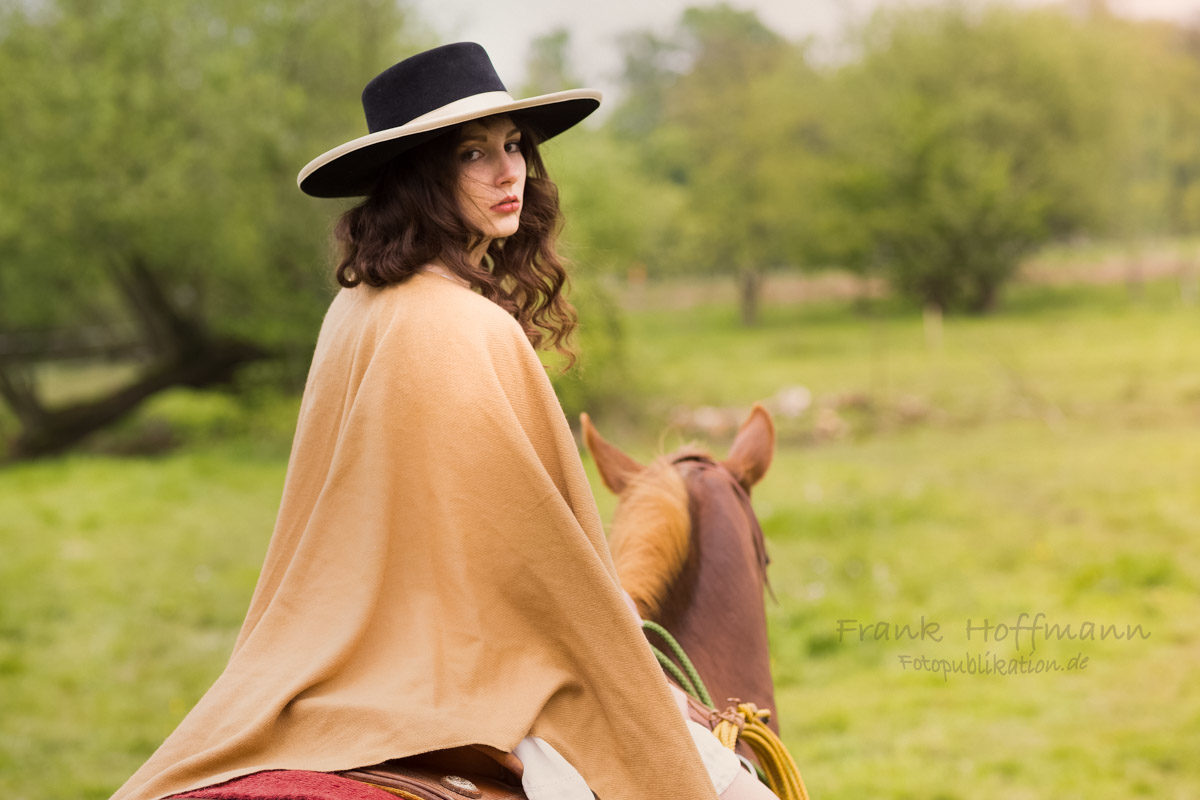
662,463,777,729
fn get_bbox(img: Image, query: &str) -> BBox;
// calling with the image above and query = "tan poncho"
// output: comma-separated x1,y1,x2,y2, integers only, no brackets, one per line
112,274,718,800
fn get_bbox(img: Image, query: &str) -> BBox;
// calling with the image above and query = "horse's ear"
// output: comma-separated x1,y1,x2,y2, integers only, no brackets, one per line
722,404,775,492
581,412,644,495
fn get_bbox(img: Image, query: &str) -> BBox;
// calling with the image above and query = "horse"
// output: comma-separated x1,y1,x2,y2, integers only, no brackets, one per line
581,404,778,733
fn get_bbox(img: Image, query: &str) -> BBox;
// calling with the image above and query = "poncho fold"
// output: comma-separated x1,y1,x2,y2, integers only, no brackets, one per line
112,273,718,800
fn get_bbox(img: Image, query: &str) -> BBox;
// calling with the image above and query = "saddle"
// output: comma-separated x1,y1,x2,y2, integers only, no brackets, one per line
338,745,527,800
335,692,756,800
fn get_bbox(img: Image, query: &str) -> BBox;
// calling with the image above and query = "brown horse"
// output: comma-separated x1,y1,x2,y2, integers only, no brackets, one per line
581,404,778,732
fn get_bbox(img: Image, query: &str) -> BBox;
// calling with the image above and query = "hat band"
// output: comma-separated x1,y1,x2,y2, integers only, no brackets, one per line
405,90,516,128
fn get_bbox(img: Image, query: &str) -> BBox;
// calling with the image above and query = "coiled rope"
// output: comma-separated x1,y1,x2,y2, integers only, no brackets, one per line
642,620,811,800
711,702,811,800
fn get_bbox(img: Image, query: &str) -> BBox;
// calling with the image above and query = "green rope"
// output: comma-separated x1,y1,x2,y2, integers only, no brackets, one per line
650,647,696,697
642,620,714,708
643,622,780,791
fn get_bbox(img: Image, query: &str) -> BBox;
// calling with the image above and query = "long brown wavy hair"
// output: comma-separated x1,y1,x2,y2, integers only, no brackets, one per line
334,116,576,362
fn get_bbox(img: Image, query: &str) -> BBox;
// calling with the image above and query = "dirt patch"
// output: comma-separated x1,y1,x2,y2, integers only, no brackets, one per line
615,270,884,311
615,247,1199,311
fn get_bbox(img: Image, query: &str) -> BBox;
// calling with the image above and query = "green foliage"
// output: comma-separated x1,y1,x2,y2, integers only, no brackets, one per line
608,29,679,141
7,0,1200,437
547,273,628,423
546,128,690,277
1086,15,1200,239
610,5,830,277
603,3,1200,315
0,0,417,346
535,98,651,418
825,6,1121,311
519,28,580,96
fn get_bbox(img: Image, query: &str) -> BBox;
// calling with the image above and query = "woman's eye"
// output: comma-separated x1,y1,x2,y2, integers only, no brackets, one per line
460,148,483,162
505,140,522,154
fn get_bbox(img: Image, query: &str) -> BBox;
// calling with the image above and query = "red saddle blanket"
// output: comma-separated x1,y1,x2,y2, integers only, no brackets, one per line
172,770,394,800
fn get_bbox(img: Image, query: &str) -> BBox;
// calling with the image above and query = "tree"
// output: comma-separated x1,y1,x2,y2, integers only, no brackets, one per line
0,0,419,457
522,32,655,419
520,28,580,96
611,4,828,324
825,5,1124,312
1085,14,1200,241
609,30,681,141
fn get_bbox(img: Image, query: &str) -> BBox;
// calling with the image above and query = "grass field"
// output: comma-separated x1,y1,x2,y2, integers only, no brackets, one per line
2,276,1198,799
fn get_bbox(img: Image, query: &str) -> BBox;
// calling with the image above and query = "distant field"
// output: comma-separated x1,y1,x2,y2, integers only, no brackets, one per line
1,277,1197,799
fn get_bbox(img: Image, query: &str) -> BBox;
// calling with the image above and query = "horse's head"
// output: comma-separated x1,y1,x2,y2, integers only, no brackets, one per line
582,405,778,726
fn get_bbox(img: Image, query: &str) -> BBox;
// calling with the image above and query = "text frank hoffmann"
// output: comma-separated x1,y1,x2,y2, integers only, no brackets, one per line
836,613,1150,681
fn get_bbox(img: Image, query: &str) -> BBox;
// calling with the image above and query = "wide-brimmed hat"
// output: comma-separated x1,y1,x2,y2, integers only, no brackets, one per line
297,42,601,198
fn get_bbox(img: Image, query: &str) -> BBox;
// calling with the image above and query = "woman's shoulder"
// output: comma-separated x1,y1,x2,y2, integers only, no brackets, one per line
333,272,512,326
326,273,528,360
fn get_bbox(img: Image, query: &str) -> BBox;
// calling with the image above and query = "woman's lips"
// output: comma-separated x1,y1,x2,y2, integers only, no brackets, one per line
492,196,520,213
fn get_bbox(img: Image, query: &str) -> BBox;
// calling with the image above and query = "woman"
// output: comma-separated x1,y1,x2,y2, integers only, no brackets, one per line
111,43,766,800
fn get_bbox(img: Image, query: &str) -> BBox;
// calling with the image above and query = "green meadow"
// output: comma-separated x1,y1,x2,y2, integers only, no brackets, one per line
2,276,1198,799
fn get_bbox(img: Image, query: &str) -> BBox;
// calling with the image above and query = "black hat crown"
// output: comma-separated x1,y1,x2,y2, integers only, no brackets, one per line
362,43,508,134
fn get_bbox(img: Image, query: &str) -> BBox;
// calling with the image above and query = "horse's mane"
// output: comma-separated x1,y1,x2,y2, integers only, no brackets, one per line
608,448,705,620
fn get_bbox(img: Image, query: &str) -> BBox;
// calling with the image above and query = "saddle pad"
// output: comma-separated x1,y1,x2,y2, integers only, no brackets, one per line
171,770,395,800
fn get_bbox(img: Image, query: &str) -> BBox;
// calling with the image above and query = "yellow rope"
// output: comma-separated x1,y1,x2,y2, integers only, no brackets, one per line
711,703,811,800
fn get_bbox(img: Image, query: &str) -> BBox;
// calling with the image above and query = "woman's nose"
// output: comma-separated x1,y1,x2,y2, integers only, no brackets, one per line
496,152,521,186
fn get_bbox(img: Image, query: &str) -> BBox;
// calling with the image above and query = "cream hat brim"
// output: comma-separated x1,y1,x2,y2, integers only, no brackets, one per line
297,88,601,198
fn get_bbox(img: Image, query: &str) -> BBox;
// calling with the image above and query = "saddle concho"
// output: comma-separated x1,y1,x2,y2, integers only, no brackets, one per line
338,748,526,800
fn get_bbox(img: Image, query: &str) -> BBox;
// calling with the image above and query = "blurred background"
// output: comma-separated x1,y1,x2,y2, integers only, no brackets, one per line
1,0,1198,797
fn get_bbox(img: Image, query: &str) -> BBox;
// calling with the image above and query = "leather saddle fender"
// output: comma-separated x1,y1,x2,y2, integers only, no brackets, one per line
338,746,527,800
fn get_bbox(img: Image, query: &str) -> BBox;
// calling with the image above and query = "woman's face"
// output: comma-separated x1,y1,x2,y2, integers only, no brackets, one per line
453,115,526,249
